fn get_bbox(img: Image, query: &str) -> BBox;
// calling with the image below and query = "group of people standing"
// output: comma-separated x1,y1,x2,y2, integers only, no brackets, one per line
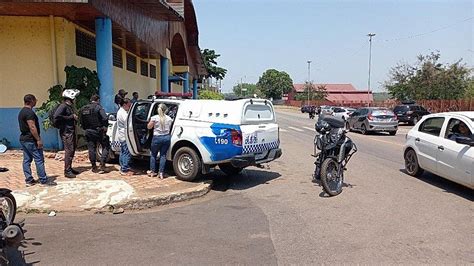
18,88,172,187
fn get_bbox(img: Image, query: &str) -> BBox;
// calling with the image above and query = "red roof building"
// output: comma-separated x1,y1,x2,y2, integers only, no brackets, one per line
288,83,373,105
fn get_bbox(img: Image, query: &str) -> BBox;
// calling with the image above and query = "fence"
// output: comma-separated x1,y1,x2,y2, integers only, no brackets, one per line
286,99,474,113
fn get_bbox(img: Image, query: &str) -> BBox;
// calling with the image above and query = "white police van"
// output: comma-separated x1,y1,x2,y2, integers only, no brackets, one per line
105,98,282,181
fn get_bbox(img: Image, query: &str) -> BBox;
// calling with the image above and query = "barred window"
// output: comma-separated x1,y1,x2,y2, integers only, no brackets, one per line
150,64,157,79
75,29,96,61
126,53,137,73
113,47,123,68
140,60,148,77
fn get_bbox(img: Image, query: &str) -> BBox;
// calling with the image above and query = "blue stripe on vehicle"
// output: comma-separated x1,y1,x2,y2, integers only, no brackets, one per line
199,123,242,161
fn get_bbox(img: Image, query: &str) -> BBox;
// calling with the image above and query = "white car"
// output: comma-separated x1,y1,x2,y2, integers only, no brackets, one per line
104,98,282,181
320,106,334,116
404,112,474,189
332,107,356,121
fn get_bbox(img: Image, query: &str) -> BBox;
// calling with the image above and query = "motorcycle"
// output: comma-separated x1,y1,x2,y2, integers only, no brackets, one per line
0,145,25,264
313,116,357,196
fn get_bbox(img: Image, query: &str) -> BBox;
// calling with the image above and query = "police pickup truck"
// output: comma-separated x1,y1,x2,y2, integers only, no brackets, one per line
103,98,282,181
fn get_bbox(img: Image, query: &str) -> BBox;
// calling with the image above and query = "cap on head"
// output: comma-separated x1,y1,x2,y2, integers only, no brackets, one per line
118,89,128,96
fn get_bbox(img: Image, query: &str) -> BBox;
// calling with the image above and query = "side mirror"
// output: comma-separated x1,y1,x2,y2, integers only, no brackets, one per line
455,136,474,146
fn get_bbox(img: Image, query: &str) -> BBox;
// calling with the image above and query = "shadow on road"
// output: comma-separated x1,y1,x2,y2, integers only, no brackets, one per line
399,169,473,201
3,236,42,265
312,178,355,198
210,168,282,192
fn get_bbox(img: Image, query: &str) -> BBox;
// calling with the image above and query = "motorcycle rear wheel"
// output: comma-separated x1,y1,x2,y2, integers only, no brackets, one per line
320,158,343,196
0,193,16,225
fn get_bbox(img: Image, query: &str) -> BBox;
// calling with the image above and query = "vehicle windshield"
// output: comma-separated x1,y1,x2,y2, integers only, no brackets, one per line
393,106,409,112
372,109,395,116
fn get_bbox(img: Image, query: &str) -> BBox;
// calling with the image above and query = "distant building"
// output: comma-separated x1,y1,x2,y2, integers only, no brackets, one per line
288,83,373,105
0,0,207,149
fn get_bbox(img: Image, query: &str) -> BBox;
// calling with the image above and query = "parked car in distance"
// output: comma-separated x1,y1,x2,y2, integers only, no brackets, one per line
332,107,356,121
346,107,398,135
403,112,474,189
393,102,430,125
320,106,334,116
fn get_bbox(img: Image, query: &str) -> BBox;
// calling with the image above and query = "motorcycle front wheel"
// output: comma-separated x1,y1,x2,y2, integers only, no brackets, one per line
320,158,343,196
0,193,16,225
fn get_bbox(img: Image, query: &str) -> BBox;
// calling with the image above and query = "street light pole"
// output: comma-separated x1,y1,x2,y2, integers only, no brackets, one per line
367,33,375,107
307,60,311,105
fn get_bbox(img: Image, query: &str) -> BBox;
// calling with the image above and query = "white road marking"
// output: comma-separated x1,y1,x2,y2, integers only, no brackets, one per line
303,126,315,131
288,126,304,132
279,128,288,132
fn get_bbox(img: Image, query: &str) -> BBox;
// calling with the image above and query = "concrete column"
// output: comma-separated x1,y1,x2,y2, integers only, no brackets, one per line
95,17,114,112
193,79,198,99
183,72,189,93
160,56,169,93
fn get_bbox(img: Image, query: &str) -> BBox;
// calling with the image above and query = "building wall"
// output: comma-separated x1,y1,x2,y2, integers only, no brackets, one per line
0,16,55,107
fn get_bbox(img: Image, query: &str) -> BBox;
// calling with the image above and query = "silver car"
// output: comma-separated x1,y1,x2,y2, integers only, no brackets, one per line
346,107,398,135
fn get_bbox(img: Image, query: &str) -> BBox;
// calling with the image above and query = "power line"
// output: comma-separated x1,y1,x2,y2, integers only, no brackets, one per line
383,17,473,43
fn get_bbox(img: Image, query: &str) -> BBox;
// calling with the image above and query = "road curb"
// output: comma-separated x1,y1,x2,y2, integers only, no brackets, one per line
114,180,212,210
16,180,213,214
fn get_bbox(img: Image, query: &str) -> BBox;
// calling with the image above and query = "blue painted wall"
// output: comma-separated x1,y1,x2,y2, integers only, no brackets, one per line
0,108,62,150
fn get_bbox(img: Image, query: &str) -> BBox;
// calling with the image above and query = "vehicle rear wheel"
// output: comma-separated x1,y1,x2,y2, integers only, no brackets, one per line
410,116,419,126
361,124,368,135
320,158,343,196
404,149,424,177
96,142,116,163
345,122,351,131
173,147,202,181
389,131,397,136
219,163,243,176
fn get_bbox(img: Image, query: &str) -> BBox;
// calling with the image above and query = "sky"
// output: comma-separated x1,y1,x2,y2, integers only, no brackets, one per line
193,0,473,93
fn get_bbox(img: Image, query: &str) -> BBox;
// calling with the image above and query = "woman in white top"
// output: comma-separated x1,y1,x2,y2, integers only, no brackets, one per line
147,103,173,178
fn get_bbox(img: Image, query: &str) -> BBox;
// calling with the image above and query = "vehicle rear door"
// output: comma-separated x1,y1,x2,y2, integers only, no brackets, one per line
437,118,473,187
240,100,279,160
127,101,153,156
415,117,445,172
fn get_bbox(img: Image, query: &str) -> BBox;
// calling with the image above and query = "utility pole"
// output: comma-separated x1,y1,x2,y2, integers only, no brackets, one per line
307,60,311,105
367,33,375,107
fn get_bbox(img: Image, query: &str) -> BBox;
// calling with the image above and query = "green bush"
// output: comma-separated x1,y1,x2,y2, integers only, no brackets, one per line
37,65,100,129
199,90,225,100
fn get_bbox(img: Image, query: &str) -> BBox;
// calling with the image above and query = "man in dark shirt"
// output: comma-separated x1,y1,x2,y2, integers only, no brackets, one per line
114,89,128,111
18,94,51,186
53,89,80,178
131,92,139,104
79,94,110,174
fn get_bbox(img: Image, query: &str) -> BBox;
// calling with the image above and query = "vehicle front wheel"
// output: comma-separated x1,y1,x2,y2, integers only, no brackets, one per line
96,142,116,163
345,122,351,131
320,158,343,196
0,192,17,225
389,131,397,136
219,163,243,176
404,149,424,177
173,147,202,181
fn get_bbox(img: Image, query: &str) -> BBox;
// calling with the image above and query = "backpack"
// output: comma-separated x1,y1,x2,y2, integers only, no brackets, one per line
48,103,61,128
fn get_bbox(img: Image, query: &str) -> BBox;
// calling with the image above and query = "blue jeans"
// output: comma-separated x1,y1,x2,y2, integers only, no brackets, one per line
20,141,47,183
119,141,131,172
150,135,171,174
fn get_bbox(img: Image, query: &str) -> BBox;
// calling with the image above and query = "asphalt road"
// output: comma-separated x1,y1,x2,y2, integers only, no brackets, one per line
10,109,473,265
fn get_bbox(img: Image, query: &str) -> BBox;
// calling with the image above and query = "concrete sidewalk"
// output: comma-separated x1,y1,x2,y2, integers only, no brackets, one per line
0,151,212,213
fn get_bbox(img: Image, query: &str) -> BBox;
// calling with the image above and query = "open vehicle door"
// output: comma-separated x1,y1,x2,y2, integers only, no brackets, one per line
127,101,153,156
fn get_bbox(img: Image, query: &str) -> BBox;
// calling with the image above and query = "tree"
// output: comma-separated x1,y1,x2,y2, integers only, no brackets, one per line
256,69,293,99
199,89,225,100
294,82,328,101
201,49,227,80
232,83,262,98
384,52,473,100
